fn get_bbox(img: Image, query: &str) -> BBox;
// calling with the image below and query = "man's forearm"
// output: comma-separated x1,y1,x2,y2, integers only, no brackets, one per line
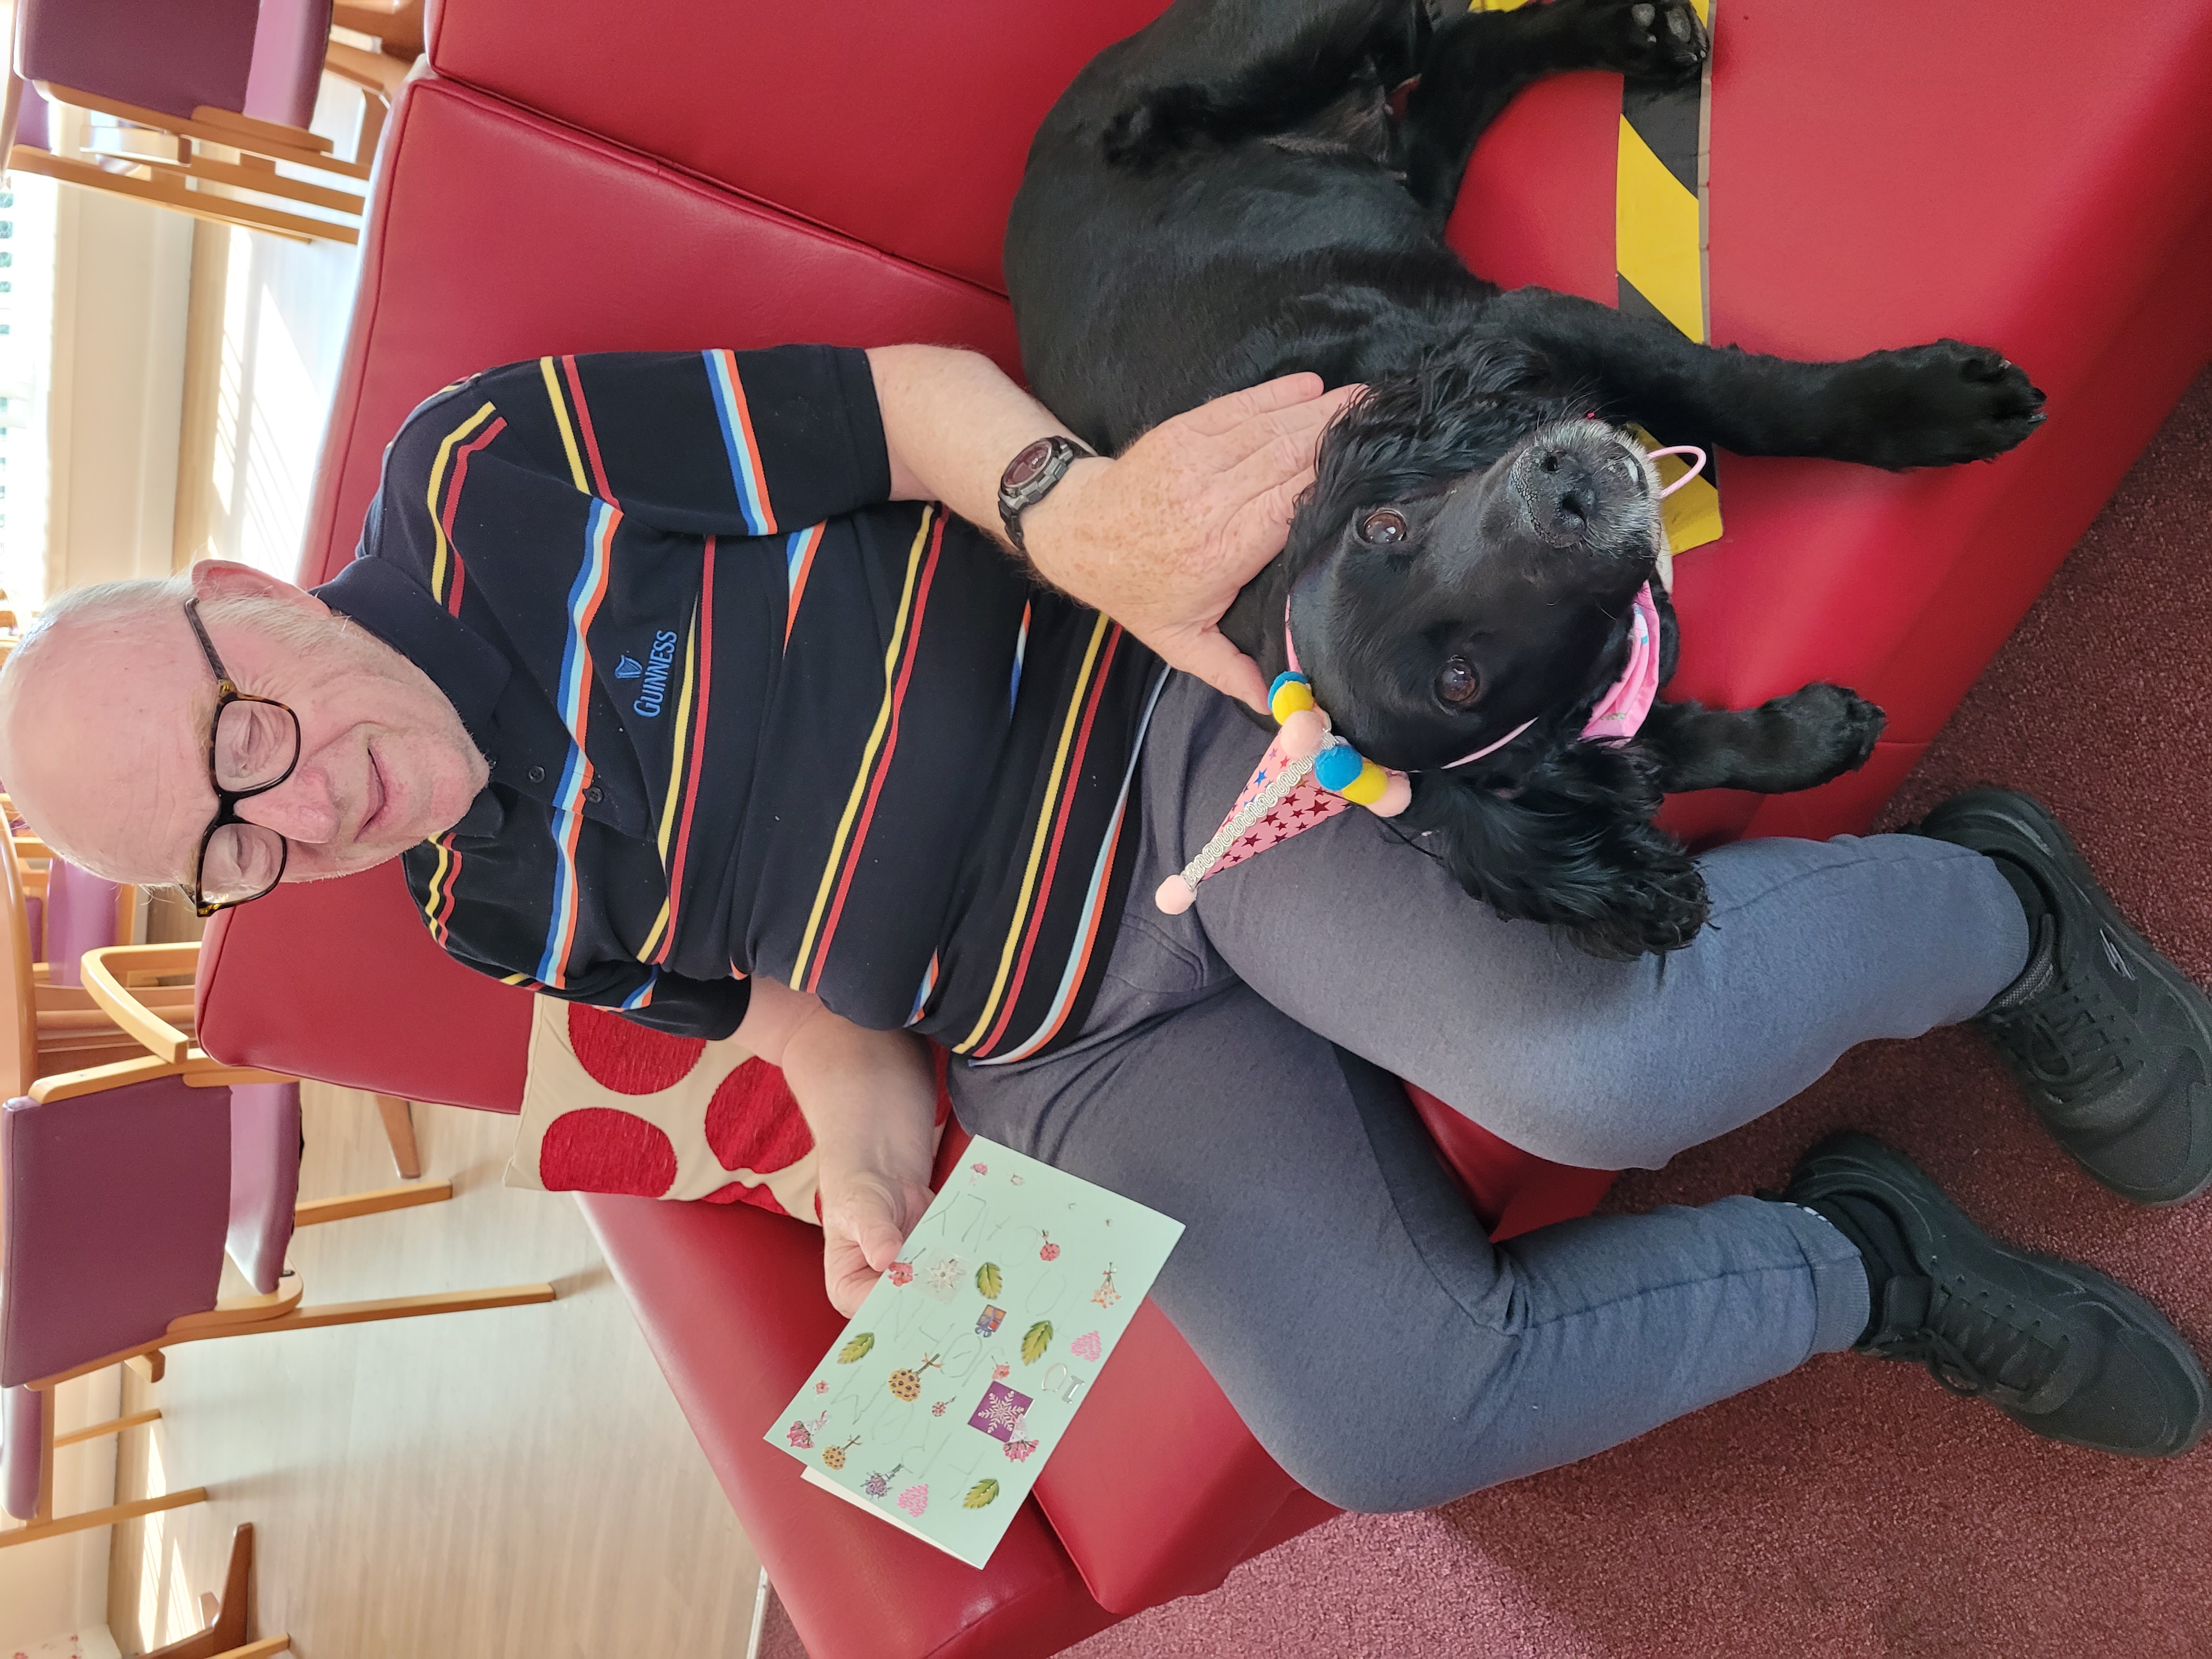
747,975,937,1175
862,344,1106,560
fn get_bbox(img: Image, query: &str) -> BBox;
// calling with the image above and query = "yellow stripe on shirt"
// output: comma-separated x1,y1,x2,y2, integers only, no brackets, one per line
955,609,1110,1053
539,356,590,494
425,402,497,605
788,508,934,986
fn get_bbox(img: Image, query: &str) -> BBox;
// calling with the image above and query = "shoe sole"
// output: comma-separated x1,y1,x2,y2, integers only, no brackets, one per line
1920,790,2212,1207
1796,1131,2212,1457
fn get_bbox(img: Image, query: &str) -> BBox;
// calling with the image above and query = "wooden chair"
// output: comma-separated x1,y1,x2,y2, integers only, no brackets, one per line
85,939,425,1179
0,1050,556,1549
3,0,417,247
147,1522,292,1659
0,811,170,1084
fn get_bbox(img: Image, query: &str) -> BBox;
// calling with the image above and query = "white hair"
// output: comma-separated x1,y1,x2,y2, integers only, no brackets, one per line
0,572,347,879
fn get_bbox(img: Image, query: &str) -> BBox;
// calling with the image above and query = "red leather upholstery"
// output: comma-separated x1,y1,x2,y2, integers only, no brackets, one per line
290,80,1021,593
192,3,2212,1651
1447,5,2212,849
425,0,1170,295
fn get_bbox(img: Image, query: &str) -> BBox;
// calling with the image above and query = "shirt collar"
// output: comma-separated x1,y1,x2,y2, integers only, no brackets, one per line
313,556,511,751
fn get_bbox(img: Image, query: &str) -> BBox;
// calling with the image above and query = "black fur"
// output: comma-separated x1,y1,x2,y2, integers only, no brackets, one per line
1005,0,2044,959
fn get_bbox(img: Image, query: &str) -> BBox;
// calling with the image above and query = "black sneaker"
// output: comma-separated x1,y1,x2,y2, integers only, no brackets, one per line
1914,788,2212,1205
1785,1131,2211,1459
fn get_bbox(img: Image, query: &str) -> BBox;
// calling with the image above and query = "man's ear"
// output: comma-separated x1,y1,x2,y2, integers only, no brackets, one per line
188,557,329,614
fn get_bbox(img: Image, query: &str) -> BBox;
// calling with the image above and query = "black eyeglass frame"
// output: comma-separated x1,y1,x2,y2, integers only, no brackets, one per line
182,596,301,917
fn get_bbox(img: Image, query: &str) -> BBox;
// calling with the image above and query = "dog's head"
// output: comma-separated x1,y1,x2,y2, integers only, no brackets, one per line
1277,345,1706,958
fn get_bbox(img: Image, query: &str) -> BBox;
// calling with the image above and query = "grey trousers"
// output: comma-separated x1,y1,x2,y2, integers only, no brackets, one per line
948,675,2031,1510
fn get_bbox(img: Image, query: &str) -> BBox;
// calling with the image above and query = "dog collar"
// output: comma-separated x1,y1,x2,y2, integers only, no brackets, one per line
1154,445,1701,915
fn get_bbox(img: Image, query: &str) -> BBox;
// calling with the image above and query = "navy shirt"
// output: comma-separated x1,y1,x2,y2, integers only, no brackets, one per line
318,348,1165,1058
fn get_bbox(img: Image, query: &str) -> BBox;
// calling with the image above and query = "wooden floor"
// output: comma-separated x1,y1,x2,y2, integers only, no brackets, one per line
105,1085,764,1658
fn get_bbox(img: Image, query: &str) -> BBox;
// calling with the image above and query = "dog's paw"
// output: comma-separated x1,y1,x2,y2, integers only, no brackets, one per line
1575,0,1708,85
1826,340,2047,470
1778,682,1886,782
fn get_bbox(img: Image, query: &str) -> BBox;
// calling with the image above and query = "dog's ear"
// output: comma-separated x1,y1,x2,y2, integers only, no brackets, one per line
1396,740,1708,960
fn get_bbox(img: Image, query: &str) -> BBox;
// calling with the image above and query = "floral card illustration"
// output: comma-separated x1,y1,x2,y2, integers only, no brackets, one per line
766,1135,1183,1567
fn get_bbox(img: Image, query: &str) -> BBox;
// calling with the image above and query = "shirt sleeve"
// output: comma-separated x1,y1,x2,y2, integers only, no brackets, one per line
409,346,895,539
401,838,752,1042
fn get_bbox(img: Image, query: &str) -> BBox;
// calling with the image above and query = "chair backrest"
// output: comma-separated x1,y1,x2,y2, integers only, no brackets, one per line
0,1077,230,1388
0,833,41,1101
41,857,130,988
18,0,263,123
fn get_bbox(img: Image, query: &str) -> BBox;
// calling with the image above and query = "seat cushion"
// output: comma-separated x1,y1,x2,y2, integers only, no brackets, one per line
1443,3,2212,848
19,0,262,123
578,1189,1118,1659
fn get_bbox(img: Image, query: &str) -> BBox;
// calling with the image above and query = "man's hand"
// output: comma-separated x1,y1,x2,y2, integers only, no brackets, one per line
1021,376,1364,710
819,1156,935,1316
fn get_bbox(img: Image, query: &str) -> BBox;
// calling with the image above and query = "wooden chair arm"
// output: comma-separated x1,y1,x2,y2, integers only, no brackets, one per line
80,943,200,1063
27,1052,293,1104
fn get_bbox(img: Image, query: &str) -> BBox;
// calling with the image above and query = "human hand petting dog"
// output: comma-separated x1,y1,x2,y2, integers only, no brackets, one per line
1021,375,1364,710
867,344,1361,712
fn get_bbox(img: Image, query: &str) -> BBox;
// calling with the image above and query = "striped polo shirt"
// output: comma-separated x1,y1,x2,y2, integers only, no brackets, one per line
319,347,1165,1059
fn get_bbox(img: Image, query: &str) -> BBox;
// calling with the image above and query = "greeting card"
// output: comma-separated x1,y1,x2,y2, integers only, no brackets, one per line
766,1136,1183,1567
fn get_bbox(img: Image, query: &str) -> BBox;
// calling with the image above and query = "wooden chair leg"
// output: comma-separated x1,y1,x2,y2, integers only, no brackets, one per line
128,1350,166,1384
146,1521,255,1659
373,1093,423,1179
0,1486,208,1548
295,1180,452,1227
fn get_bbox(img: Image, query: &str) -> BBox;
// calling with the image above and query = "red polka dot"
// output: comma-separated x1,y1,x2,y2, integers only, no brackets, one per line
538,1108,679,1196
705,1058,812,1173
702,1178,792,1217
568,1003,705,1094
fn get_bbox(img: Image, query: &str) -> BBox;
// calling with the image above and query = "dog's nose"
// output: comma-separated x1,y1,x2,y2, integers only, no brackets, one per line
1519,445,1602,544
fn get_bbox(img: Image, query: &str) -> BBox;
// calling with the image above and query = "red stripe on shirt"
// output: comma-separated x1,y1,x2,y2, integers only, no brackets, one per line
975,627,1123,1056
652,539,716,965
561,354,618,506
439,415,507,616
802,514,946,992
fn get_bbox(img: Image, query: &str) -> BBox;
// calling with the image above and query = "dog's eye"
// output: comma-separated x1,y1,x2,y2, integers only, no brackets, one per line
1437,657,1481,707
1356,507,1408,545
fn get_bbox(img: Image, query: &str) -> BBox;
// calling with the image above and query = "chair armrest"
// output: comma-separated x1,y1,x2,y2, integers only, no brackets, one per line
27,1053,291,1104
80,944,201,1064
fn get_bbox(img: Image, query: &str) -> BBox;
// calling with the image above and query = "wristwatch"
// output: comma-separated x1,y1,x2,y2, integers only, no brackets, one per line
996,435,1092,557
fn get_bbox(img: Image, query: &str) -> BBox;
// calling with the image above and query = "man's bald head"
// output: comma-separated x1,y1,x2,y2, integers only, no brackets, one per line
0,559,489,891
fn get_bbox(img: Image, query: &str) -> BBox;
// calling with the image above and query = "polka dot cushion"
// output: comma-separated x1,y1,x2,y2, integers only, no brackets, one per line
506,998,950,1221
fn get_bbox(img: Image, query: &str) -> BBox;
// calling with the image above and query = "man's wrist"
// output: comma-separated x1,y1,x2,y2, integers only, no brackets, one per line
1010,454,1111,584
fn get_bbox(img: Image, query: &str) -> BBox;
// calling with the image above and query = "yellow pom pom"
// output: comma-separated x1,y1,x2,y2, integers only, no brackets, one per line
1336,758,1391,806
1269,679,1317,723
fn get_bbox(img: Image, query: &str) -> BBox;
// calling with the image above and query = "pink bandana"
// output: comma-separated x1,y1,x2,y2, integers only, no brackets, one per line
1155,444,1700,915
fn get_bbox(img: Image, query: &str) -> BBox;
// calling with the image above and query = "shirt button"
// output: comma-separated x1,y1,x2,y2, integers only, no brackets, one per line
527,765,546,783
585,786,603,803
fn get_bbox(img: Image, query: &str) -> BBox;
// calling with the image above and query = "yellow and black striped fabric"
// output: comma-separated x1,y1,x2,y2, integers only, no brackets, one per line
1471,0,1722,551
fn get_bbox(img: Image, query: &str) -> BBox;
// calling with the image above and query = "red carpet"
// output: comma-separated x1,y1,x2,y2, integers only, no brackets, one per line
1059,376,2212,1659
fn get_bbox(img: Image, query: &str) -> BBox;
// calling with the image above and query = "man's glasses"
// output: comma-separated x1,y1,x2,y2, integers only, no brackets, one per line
183,597,301,916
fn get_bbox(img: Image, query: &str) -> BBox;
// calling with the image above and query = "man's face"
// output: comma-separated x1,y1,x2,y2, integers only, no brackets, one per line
1,566,488,888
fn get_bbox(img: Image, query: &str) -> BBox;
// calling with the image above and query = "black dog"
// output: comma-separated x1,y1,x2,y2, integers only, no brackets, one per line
1004,0,2045,959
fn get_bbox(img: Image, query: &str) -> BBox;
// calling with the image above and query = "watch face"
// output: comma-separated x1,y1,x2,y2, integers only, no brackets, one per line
1003,437,1058,493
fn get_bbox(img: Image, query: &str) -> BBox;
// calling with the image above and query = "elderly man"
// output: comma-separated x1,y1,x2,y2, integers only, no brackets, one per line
4,343,2209,1510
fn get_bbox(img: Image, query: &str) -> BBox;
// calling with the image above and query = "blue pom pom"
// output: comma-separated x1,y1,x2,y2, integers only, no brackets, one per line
1312,743,1363,792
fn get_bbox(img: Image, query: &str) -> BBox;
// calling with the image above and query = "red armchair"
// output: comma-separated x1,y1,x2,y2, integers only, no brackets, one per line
192,3,2212,1654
